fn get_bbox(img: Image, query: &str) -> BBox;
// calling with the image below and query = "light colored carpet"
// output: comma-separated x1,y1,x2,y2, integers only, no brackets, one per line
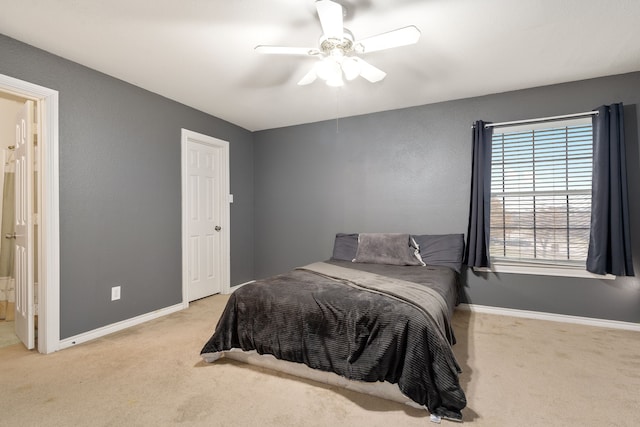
0,294,638,426
0,320,21,348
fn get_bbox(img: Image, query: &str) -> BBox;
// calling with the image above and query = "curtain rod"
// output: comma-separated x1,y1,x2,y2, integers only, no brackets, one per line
475,110,599,129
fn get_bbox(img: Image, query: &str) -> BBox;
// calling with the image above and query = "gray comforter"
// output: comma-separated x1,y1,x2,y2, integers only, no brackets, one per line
200,260,466,420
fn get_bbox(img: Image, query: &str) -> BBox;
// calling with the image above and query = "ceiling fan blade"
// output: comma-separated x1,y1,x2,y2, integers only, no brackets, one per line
297,68,318,86
316,0,344,39
255,45,320,56
353,58,386,83
355,25,421,54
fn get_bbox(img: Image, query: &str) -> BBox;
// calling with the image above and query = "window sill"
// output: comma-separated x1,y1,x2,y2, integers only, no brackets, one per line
473,263,616,280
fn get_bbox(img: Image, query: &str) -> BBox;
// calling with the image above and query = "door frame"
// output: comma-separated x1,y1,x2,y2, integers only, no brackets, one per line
0,73,60,354
180,129,230,304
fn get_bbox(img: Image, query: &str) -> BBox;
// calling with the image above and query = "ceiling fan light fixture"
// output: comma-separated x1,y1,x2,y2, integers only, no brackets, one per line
325,76,344,87
315,58,342,82
341,57,361,81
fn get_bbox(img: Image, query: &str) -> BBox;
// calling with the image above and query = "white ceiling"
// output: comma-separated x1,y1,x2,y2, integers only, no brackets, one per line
1,0,639,132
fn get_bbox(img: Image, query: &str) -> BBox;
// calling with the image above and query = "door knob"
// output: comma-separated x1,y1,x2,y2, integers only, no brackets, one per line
215,226,222,232
4,232,16,239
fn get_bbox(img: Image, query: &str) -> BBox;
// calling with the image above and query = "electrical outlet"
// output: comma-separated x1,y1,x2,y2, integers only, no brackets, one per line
111,286,121,301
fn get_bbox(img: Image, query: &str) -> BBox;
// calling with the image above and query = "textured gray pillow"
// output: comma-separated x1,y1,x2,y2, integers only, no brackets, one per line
331,233,359,261
412,234,465,273
354,233,423,266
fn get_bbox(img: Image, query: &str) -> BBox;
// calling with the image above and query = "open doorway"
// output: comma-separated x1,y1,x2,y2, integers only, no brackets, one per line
0,93,38,349
0,73,60,354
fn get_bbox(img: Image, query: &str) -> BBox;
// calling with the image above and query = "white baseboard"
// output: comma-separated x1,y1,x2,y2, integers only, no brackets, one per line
58,303,185,350
458,303,640,332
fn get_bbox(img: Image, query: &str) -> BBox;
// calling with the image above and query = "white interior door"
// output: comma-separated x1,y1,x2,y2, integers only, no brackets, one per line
14,100,34,349
182,130,230,302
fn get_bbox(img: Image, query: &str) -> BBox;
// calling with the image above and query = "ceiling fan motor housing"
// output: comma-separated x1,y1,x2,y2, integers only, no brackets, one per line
319,29,356,57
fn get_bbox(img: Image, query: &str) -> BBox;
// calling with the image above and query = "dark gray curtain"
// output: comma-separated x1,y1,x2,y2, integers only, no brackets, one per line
586,103,634,276
464,121,493,268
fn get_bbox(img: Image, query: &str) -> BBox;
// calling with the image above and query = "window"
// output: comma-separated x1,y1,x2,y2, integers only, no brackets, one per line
489,118,593,270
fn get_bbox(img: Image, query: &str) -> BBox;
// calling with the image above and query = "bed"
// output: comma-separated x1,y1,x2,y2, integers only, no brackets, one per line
200,233,467,422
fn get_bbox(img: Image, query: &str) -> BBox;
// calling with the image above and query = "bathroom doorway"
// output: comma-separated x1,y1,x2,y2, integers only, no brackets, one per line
0,73,60,354
0,93,39,349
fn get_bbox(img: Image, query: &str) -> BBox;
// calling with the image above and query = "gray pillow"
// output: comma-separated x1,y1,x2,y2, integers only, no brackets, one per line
412,234,465,273
354,233,423,266
331,233,359,261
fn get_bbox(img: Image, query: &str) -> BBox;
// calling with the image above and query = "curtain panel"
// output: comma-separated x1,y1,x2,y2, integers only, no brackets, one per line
586,103,634,276
464,121,493,268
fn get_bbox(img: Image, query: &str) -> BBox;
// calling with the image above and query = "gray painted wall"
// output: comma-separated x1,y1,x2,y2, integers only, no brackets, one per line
2,30,639,339
0,34,255,338
254,72,640,324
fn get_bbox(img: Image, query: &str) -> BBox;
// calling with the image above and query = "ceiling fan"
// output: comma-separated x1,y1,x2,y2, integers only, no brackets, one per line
255,0,421,87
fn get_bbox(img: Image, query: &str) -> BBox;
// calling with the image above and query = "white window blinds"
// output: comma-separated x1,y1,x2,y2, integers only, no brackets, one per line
490,118,593,264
